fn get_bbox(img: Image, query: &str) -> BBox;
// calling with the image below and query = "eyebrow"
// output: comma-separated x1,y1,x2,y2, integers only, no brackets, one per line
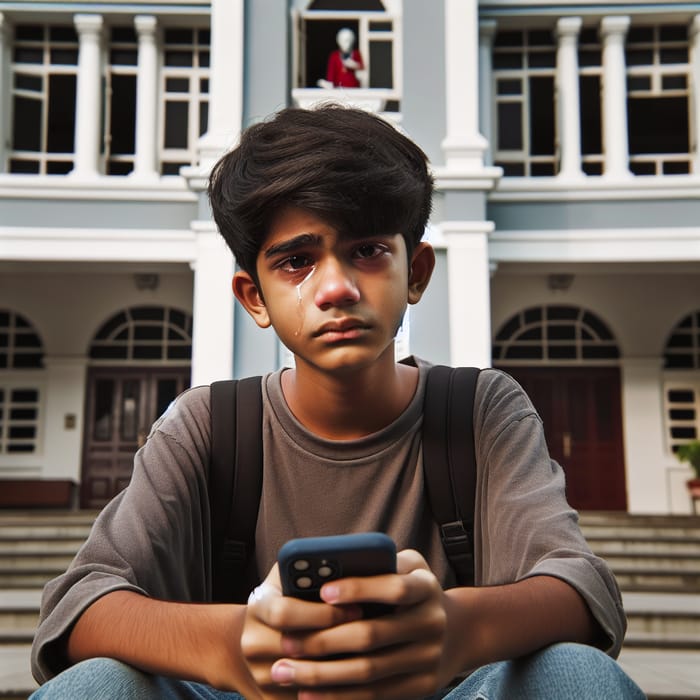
263,233,323,259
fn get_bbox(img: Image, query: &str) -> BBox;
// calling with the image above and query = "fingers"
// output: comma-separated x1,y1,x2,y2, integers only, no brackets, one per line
270,642,444,700
248,569,363,633
319,550,438,609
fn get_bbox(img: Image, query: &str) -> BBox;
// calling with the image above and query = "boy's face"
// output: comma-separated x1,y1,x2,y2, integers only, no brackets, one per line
233,207,434,376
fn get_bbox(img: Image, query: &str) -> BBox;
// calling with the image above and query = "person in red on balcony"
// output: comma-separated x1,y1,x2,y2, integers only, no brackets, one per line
322,27,364,88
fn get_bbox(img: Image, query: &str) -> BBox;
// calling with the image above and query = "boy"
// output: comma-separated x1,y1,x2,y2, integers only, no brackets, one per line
30,105,644,699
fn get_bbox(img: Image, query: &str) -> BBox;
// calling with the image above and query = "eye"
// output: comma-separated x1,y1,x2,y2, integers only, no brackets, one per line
354,243,385,259
279,255,313,273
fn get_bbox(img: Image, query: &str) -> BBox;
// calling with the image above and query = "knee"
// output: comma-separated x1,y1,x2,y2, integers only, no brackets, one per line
521,643,645,699
31,658,156,699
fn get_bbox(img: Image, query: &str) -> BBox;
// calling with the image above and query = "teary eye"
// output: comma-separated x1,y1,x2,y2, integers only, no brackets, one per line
283,255,313,271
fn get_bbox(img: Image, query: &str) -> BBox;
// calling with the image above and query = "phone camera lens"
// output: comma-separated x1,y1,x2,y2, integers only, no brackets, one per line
317,561,335,578
295,575,313,589
293,559,310,571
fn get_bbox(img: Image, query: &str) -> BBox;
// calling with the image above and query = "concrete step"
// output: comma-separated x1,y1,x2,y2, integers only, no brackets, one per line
588,538,700,556
0,644,37,699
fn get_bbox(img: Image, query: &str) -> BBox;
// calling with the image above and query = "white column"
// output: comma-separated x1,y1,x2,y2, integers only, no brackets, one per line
479,20,497,166
689,15,700,174
196,0,244,168
42,357,88,483
600,16,631,179
132,15,159,180
442,0,488,170
190,221,235,385
71,14,103,179
443,222,494,368
0,13,9,173
621,358,670,513
555,17,584,180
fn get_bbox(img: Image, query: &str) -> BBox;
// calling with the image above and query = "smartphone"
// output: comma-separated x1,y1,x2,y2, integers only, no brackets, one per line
278,532,397,605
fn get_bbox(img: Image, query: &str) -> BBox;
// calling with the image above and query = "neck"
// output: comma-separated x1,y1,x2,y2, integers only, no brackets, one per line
281,351,418,440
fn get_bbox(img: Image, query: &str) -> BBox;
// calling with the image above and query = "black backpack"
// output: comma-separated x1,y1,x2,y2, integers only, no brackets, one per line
209,365,480,603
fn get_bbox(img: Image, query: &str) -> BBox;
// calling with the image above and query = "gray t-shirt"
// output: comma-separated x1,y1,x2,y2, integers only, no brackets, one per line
31,360,626,683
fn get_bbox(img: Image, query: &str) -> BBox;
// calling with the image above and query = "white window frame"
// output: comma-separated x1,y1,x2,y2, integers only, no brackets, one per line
103,26,139,176
9,23,79,175
158,27,210,176
0,373,45,467
291,1,403,112
492,26,558,177
663,372,700,455
626,23,692,176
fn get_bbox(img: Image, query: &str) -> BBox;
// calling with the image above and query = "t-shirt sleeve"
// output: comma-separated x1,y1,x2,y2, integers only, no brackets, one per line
30,386,213,683
473,369,627,658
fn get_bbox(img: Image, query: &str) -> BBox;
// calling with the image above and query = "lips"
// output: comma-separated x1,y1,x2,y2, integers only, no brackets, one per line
313,318,369,340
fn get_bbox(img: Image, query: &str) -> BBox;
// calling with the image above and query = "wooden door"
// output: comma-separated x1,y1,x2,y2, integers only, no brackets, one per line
503,366,627,511
81,368,190,508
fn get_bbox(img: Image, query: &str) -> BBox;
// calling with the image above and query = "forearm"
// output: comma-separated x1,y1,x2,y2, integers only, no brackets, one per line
67,590,256,693
445,575,599,672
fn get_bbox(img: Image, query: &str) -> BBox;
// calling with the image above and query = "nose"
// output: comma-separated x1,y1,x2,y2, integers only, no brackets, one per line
313,259,360,309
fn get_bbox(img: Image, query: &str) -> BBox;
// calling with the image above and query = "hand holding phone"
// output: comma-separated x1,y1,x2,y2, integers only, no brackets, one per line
277,532,397,606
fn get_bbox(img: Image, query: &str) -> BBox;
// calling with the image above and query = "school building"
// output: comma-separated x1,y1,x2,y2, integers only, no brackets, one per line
0,0,699,515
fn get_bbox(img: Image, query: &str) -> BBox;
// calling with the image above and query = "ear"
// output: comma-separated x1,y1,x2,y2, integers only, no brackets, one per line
232,271,271,329
407,242,435,305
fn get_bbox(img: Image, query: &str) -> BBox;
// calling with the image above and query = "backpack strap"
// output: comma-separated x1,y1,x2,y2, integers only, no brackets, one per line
422,365,480,587
209,376,263,603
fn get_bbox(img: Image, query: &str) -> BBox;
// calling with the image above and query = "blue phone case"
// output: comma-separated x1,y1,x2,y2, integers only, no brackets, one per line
278,532,397,603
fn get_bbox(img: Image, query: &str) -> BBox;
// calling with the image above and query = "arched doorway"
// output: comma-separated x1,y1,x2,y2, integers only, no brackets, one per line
493,304,627,511
80,306,192,508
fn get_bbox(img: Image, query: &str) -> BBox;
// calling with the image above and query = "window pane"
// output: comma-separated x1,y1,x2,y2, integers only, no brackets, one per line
166,77,190,93
529,76,555,155
199,101,208,136
47,74,77,153
15,74,43,91
580,76,602,155
110,49,138,66
498,103,522,150
12,96,42,151
368,40,393,88
165,51,193,67
16,25,43,41
109,74,137,154
164,101,189,148
121,381,140,441
50,48,78,65
628,96,689,154
14,47,43,64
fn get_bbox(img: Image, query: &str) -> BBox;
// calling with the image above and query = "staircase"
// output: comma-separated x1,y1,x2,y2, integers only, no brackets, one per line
0,511,96,699
0,511,699,699
579,512,700,698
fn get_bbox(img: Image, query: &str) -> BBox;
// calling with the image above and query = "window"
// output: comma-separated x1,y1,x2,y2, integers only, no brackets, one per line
293,1,401,112
89,306,193,362
160,29,210,176
0,387,41,454
0,311,44,456
104,27,138,176
664,311,700,369
665,386,698,454
662,311,700,453
493,28,556,177
9,24,78,174
578,27,603,176
493,305,620,363
626,25,691,176
0,310,44,369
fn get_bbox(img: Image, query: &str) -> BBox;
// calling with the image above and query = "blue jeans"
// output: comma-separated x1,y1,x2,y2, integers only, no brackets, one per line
30,643,646,699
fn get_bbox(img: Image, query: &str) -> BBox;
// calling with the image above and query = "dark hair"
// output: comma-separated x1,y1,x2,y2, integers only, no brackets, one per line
208,104,434,280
